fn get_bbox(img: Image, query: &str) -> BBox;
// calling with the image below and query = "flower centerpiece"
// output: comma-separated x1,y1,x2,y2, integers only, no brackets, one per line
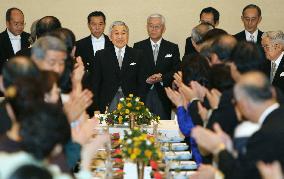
121,128,162,179
101,94,160,126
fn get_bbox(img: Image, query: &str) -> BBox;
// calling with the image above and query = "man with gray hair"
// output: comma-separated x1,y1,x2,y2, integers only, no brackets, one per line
134,13,180,120
31,35,67,76
190,22,214,53
191,71,284,179
261,30,284,93
93,21,144,112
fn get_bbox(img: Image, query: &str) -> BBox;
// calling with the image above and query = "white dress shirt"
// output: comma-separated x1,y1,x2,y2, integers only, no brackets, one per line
150,38,162,51
272,51,284,72
245,29,259,43
114,46,126,60
258,103,280,125
7,29,21,54
91,34,105,56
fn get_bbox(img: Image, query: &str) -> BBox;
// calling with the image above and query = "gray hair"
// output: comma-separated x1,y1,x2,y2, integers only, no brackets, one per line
191,23,214,44
108,21,129,35
32,36,67,60
262,31,284,46
234,72,273,103
147,13,166,25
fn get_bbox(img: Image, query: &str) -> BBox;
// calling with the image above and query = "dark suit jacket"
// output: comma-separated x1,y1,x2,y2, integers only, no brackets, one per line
133,38,180,116
263,55,284,93
218,106,284,179
75,34,112,90
0,29,30,73
234,30,263,44
184,36,198,56
207,89,239,137
93,45,144,112
15,47,32,58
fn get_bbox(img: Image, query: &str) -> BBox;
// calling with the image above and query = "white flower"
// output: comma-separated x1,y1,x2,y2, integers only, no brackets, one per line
120,98,125,101
127,139,132,144
135,97,140,102
128,130,132,135
146,140,151,146
125,115,129,118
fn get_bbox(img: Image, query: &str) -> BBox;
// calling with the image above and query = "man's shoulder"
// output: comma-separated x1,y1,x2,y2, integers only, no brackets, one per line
76,35,91,45
0,30,8,40
133,38,149,47
21,31,30,38
234,30,245,39
162,39,178,46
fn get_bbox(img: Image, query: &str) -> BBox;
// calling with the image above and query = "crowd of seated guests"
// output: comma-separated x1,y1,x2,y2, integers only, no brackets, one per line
0,3,284,179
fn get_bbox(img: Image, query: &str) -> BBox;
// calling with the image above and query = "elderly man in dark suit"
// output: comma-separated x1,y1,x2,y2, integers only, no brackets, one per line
0,8,30,73
184,7,220,56
191,71,284,179
234,4,263,44
93,21,144,113
261,30,284,93
134,13,180,120
75,11,112,91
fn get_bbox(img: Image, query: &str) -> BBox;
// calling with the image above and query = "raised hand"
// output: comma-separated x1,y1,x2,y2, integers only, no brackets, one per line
206,88,222,110
191,126,225,155
165,87,183,107
257,161,283,179
63,89,93,122
191,164,219,179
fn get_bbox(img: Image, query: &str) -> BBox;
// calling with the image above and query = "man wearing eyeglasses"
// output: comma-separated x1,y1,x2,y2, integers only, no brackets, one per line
0,8,30,73
234,4,263,44
133,13,180,120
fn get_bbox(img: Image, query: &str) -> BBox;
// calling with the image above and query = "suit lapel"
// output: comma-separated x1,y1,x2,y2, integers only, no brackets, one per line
4,30,15,56
87,35,95,56
156,39,166,66
145,38,155,67
273,54,284,82
109,46,120,73
257,30,263,44
121,46,131,73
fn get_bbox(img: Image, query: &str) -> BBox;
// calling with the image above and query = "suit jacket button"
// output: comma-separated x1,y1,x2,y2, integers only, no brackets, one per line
87,62,90,65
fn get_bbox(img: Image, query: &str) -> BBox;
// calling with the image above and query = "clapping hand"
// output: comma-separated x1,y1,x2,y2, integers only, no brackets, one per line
165,87,183,107
257,161,284,179
63,89,93,122
146,73,162,84
191,164,218,179
206,88,222,110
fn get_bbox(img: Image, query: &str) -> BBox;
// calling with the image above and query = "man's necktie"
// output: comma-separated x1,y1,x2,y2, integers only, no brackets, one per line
153,44,159,65
250,34,255,43
270,61,277,83
118,49,123,69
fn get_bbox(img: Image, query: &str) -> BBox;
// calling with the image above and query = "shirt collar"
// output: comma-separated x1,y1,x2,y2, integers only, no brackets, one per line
258,103,279,125
91,34,105,42
272,51,284,67
114,45,126,55
245,29,258,42
7,29,21,40
150,38,162,47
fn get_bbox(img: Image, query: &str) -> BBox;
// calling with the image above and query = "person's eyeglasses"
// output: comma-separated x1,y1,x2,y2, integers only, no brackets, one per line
148,24,162,30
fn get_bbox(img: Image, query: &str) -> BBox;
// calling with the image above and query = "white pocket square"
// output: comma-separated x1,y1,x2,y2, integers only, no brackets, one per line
130,62,136,66
165,54,172,58
280,72,284,77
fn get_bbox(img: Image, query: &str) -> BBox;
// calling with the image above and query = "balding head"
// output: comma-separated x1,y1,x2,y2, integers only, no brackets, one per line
36,16,61,38
191,22,214,44
234,71,273,103
1,56,40,89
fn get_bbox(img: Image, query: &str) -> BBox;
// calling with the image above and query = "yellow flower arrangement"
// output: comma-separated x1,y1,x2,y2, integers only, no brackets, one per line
101,94,160,126
122,128,162,163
